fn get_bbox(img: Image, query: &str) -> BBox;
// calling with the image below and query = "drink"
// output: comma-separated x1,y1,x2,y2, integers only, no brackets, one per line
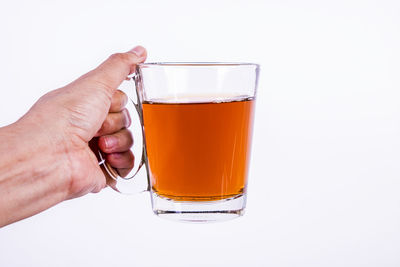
142,97,255,201
102,62,259,222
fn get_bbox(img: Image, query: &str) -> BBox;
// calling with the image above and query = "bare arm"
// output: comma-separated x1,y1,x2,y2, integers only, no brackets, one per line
0,121,70,226
0,46,147,227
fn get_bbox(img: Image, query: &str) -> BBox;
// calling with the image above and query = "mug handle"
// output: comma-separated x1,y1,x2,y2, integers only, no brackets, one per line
97,73,149,194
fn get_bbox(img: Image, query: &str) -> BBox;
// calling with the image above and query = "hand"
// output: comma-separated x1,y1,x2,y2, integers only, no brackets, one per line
92,89,135,179
20,46,147,199
0,46,147,227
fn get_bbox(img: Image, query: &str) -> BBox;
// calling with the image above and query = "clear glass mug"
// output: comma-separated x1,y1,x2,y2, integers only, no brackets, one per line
98,62,260,223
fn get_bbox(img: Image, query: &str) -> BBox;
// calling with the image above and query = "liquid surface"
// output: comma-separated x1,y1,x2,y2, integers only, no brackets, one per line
142,97,255,201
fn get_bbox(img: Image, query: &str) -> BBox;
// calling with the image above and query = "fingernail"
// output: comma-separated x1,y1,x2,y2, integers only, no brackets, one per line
105,137,117,149
129,46,145,57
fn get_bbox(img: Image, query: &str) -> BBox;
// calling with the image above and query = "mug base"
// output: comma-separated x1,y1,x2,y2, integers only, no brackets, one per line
151,192,246,223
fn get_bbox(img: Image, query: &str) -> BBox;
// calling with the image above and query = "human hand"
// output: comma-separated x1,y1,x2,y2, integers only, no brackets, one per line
20,46,147,199
90,89,135,179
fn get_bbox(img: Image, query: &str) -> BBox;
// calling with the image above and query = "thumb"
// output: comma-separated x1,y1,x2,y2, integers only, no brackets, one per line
74,46,147,95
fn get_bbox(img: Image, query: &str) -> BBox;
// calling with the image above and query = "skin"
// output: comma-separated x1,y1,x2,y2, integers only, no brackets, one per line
0,46,147,227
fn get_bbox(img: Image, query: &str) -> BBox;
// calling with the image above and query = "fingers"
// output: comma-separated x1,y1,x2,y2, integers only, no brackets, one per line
74,46,147,95
94,87,135,179
96,90,130,136
95,109,131,136
98,129,133,153
116,168,133,178
99,130,135,178
110,90,128,112
105,151,135,169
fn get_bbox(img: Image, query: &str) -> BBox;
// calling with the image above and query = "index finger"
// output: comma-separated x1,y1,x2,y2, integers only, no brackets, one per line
110,90,129,112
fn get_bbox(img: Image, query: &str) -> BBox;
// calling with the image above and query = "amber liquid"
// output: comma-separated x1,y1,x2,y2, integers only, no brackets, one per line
142,97,255,201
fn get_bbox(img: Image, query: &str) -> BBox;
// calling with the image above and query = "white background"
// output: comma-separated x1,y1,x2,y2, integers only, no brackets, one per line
1,0,400,266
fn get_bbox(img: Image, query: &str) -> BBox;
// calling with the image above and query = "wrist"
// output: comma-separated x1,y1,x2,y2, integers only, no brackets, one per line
0,119,72,226
8,117,72,200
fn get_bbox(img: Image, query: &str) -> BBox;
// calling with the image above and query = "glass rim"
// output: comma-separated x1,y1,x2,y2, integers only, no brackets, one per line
138,62,260,67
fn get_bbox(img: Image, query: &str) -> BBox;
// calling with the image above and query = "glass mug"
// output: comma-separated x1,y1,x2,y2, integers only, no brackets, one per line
98,62,260,223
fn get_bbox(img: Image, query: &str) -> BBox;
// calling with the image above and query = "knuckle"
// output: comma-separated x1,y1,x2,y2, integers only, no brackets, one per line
124,130,134,147
109,53,124,61
100,179,107,189
122,109,131,127
101,117,112,131
127,154,135,168
109,52,132,63
115,89,126,98
119,91,128,107
114,97,124,110
99,136,111,152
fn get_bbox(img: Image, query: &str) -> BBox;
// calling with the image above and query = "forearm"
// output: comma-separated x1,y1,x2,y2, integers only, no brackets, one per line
0,120,70,227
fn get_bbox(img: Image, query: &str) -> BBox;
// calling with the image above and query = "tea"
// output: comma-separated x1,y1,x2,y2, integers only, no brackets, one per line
142,97,255,201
